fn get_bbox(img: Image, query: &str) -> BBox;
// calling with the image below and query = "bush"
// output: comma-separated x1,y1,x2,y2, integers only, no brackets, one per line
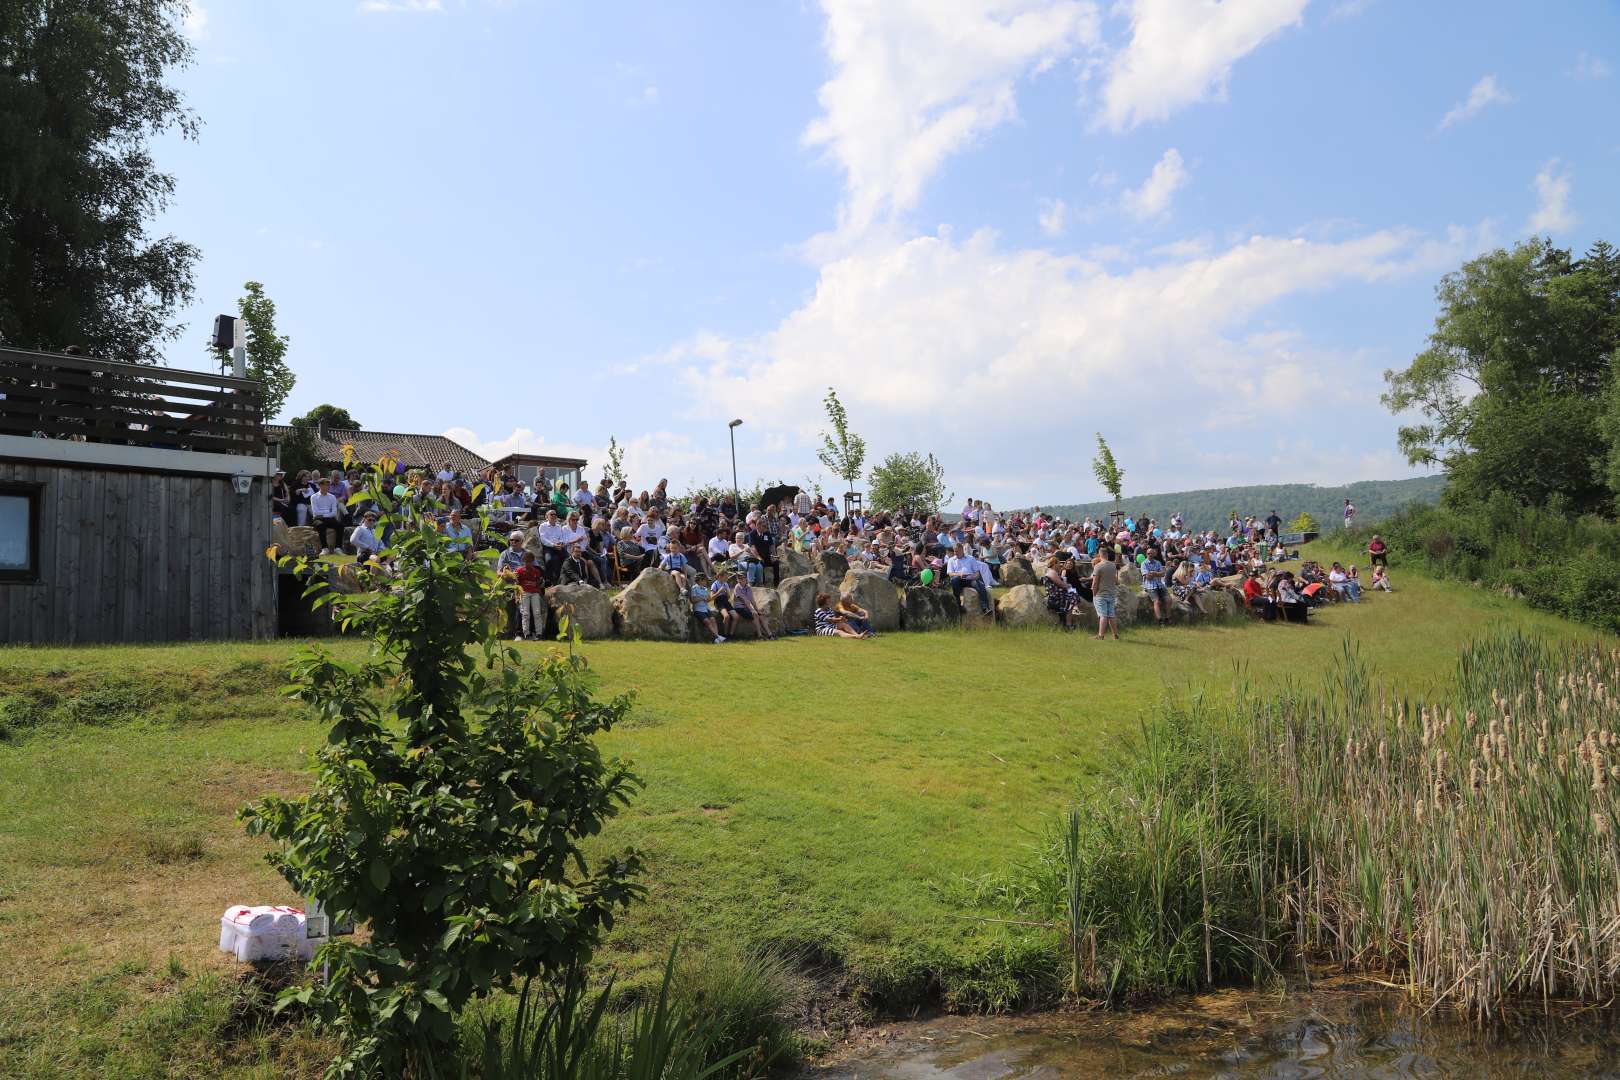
242,468,644,1076
1339,495,1620,632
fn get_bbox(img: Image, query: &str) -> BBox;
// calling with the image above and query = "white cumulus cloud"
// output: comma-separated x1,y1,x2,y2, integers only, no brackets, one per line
1527,159,1575,234
1096,0,1308,132
1119,148,1188,219
661,223,1481,500
804,0,1100,244
1438,74,1512,130
1038,197,1070,236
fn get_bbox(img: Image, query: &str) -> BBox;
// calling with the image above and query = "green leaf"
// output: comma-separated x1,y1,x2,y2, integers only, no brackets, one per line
368,858,391,891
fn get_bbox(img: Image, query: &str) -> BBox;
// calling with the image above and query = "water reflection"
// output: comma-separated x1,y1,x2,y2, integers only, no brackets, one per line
803,987,1620,1079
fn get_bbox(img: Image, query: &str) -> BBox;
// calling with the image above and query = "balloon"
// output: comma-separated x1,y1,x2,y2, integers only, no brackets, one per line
920,568,934,585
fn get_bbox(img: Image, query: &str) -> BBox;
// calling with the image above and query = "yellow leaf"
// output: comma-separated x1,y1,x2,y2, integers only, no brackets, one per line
265,544,280,562
341,442,357,469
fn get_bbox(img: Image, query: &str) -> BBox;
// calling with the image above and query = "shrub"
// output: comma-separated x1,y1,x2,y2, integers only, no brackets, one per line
242,468,644,1076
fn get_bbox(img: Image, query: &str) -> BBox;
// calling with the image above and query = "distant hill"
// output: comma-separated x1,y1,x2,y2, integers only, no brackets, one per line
1033,476,1446,531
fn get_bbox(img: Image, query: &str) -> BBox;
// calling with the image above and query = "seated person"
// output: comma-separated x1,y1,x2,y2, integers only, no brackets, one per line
946,543,992,615
836,594,875,636
1370,563,1392,592
1242,571,1273,620
350,511,383,562
814,593,870,638
731,572,775,640
1276,572,1309,623
1327,561,1360,603
1044,553,1083,631
659,543,693,592
709,572,739,638
689,573,726,643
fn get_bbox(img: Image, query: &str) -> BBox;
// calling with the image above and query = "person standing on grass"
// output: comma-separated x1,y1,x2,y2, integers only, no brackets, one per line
1091,548,1120,639
1343,498,1355,528
1140,546,1169,626
514,551,546,640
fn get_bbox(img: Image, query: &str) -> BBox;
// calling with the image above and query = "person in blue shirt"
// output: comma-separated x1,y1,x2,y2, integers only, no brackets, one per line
443,509,474,558
1140,547,1169,626
689,574,726,643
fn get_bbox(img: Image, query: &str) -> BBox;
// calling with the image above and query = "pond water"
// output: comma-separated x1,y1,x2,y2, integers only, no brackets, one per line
801,983,1620,1079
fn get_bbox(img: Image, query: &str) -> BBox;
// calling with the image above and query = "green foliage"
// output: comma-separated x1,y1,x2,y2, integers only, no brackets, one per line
672,946,800,1074
1599,365,1620,500
605,437,627,487
815,388,866,497
0,0,200,363
1340,495,1620,633
1040,476,1447,531
867,451,950,519
241,469,644,1076
1091,435,1124,508
1382,237,1620,514
676,478,767,513
469,947,750,1080
211,281,295,418
296,403,362,431
1288,511,1319,533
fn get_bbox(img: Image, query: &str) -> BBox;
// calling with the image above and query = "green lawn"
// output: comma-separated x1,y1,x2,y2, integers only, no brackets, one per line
0,544,1606,1076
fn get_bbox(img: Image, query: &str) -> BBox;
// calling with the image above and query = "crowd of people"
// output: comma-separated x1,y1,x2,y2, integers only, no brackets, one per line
269,462,1392,641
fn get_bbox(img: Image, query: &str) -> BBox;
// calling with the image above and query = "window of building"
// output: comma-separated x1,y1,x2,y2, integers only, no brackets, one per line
0,482,42,582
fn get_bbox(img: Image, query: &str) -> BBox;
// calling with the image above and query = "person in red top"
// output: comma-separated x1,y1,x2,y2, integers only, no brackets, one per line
1367,534,1388,567
514,551,547,640
1242,570,1274,621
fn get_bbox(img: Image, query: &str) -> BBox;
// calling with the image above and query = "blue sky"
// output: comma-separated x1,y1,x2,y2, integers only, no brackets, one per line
157,0,1619,506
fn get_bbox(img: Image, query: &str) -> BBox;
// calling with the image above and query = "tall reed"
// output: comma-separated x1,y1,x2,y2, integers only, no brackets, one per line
1030,633,1620,1016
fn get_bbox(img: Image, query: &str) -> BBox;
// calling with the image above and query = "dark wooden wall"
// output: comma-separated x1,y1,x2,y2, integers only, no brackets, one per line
0,460,275,644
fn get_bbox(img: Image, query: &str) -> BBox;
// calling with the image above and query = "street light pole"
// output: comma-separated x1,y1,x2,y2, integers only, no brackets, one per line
728,419,743,517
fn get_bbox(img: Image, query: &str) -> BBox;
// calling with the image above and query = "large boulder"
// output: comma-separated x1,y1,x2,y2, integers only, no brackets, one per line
331,562,364,595
283,525,320,558
779,548,813,580
1118,562,1142,588
547,583,612,639
271,517,294,554
1200,589,1238,621
812,549,849,594
611,569,691,642
902,586,959,632
1214,573,1246,590
959,591,996,629
839,569,901,632
998,558,1037,588
995,584,1054,629
776,574,819,632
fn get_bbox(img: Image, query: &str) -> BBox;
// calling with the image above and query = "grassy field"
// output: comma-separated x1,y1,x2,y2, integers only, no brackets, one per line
0,543,1607,1077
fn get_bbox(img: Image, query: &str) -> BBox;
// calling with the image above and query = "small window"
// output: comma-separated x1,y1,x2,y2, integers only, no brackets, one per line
0,482,41,582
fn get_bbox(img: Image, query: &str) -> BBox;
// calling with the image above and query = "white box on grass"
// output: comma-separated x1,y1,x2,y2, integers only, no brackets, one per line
218,905,322,963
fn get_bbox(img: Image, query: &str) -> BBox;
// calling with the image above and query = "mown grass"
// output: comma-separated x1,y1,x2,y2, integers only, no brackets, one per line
0,544,1606,1075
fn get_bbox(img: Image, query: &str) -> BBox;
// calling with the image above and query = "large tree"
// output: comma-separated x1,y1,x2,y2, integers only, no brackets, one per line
211,281,294,418
1383,238,1620,514
0,0,200,363
868,451,950,519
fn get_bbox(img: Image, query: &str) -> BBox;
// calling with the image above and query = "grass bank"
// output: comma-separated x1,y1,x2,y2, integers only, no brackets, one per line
0,545,1606,1075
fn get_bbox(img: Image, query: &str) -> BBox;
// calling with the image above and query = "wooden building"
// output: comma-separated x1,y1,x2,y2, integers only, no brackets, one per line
0,346,277,644
490,452,588,493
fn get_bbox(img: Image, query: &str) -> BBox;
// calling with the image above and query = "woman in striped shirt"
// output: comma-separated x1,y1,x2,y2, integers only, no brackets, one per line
813,593,869,638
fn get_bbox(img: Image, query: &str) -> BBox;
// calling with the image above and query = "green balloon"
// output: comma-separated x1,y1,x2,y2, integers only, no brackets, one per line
920,568,935,585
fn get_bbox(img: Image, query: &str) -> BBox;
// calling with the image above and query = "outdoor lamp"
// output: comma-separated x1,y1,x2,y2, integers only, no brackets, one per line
232,472,254,497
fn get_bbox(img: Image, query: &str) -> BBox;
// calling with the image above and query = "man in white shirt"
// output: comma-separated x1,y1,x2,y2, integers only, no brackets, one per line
349,511,382,561
946,543,992,615
532,509,569,584
309,477,345,555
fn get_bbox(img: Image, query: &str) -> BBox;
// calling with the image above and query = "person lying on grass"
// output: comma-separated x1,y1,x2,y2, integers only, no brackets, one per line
814,592,870,638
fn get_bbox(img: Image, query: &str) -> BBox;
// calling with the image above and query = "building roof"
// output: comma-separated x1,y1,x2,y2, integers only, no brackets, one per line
266,425,490,475
491,451,589,469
